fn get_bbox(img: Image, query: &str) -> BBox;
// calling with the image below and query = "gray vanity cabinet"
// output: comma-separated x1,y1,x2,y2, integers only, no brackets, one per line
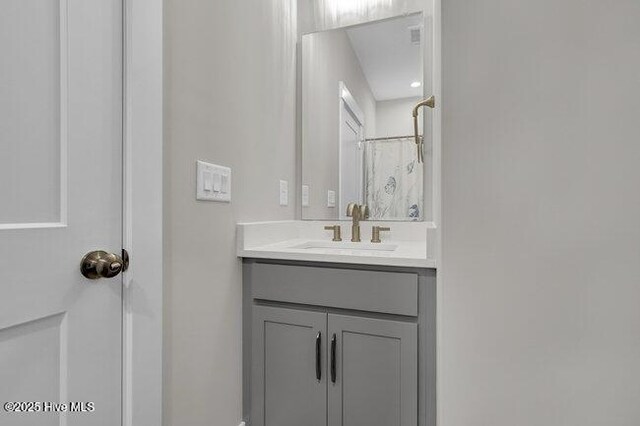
251,306,327,426
327,314,417,426
252,306,417,426
243,260,436,426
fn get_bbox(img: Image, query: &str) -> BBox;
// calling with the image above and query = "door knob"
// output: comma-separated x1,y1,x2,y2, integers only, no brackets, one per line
80,250,129,279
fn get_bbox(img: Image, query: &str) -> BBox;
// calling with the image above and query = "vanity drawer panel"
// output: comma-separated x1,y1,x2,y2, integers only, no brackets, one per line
250,262,418,316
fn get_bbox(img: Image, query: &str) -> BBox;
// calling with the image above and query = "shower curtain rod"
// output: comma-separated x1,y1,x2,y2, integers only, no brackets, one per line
363,135,423,142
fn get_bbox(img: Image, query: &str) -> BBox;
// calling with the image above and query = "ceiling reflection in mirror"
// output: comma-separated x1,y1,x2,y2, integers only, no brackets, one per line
302,13,426,222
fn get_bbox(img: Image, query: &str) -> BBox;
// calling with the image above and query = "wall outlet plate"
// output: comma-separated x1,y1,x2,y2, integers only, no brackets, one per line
196,160,231,202
327,190,336,208
279,180,289,206
301,185,310,207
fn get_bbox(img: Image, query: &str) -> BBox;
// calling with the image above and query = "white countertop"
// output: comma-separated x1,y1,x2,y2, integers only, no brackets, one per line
237,220,436,268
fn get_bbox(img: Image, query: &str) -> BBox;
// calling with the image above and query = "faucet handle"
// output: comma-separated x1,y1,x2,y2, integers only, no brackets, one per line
360,204,370,219
324,225,342,242
371,226,390,243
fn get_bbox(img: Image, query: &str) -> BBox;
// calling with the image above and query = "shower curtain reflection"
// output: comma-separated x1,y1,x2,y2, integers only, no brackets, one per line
364,137,423,221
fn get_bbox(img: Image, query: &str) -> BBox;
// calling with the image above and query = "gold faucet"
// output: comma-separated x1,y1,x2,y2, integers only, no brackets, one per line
412,96,436,163
346,203,369,242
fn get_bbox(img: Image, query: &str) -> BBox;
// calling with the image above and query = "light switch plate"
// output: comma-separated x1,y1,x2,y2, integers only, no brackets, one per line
197,160,231,202
301,185,310,207
203,171,213,191
327,190,336,208
279,180,289,206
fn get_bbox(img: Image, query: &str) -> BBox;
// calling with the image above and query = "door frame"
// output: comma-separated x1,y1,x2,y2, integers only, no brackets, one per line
122,0,163,425
338,81,365,219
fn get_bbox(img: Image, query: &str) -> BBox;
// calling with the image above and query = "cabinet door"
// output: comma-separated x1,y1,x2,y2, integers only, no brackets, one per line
252,306,327,426
328,315,418,426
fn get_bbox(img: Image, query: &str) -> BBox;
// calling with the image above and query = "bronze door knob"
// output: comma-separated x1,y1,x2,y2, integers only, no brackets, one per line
80,250,129,279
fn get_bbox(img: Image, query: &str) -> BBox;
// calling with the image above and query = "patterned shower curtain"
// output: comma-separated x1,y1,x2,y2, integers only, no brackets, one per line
364,138,423,221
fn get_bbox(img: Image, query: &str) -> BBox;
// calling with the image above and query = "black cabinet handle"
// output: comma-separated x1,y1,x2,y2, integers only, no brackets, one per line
330,333,337,383
316,332,322,381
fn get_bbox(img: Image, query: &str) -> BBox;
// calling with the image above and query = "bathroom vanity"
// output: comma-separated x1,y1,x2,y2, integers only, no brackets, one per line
242,260,435,426
238,221,436,426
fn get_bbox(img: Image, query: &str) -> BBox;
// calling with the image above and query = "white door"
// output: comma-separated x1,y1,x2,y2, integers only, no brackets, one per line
1,0,123,425
339,102,364,218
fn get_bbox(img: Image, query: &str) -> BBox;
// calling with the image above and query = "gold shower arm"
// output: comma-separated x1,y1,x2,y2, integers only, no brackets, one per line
412,96,436,163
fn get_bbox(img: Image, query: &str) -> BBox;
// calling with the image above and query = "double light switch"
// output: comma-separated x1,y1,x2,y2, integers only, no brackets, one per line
197,160,231,202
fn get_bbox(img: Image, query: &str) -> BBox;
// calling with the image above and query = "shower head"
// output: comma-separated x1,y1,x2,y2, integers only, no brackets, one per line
412,96,435,118
412,96,436,163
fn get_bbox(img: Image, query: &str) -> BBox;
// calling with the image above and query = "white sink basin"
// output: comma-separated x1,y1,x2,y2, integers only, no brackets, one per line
290,241,398,252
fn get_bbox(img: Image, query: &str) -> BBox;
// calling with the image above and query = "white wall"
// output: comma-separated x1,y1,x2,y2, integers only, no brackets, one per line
163,0,297,425
375,97,422,137
302,29,376,219
441,1,640,425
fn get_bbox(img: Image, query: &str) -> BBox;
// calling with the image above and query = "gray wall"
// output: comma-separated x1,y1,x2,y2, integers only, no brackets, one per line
301,29,376,220
442,1,640,425
376,97,422,137
163,0,297,424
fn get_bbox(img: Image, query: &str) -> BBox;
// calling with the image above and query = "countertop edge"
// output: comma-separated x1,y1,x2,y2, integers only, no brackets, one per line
238,249,437,269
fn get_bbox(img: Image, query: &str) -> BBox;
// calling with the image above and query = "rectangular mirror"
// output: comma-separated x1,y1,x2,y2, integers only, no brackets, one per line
302,13,426,221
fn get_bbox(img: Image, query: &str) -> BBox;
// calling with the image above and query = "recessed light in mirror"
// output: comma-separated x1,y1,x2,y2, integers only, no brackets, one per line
411,82,422,88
